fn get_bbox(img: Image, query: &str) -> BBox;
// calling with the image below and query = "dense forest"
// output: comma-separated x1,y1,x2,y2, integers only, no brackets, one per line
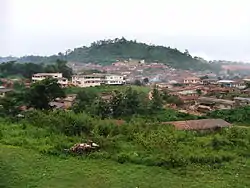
0,38,220,71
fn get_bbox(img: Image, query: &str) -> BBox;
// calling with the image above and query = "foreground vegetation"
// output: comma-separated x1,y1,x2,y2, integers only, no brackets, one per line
1,79,250,187
1,144,250,188
1,110,250,187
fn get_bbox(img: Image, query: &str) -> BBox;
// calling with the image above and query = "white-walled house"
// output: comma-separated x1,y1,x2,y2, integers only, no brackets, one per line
72,74,125,87
72,74,105,87
32,73,68,87
104,75,125,85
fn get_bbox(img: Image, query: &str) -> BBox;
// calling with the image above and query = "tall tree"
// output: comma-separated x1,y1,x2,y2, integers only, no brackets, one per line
73,90,98,113
0,91,25,116
55,59,73,79
25,78,65,110
150,87,163,111
123,87,141,116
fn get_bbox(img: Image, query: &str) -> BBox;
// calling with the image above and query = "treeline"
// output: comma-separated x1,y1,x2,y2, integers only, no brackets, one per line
0,60,72,79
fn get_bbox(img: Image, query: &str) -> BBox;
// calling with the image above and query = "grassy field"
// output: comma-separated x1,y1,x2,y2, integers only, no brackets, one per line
1,144,250,188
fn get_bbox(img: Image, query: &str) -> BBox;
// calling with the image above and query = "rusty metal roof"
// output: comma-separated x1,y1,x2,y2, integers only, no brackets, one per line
162,119,231,130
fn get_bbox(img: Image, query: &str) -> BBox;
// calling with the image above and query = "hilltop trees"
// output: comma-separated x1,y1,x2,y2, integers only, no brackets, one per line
0,60,73,79
44,59,73,79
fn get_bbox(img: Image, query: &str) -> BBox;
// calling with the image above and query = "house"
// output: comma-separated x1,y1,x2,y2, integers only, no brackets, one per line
217,80,234,87
162,119,231,131
32,73,63,81
32,73,68,87
201,79,218,85
0,88,13,97
49,94,77,110
183,77,201,84
196,97,235,112
72,74,125,88
179,95,199,104
234,97,250,106
232,80,246,89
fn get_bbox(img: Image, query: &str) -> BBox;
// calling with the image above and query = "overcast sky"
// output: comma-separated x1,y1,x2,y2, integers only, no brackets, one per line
1,0,250,61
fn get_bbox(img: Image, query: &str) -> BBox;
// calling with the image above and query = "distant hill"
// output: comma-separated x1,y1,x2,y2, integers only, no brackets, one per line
0,56,18,63
1,38,219,71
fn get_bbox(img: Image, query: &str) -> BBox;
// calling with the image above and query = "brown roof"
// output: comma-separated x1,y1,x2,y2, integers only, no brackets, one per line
198,97,235,105
162,119,231,130
0,88,13,93
179,95,198,101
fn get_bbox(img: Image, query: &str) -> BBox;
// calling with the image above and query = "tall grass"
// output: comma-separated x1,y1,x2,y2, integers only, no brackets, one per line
1,110,250,169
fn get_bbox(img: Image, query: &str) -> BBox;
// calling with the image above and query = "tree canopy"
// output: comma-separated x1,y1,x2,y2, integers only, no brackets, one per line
25,78,65,110
0,60,73,79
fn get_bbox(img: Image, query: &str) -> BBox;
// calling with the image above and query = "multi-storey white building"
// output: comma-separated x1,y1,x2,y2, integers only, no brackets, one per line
32,73,68,87
72,74,125,87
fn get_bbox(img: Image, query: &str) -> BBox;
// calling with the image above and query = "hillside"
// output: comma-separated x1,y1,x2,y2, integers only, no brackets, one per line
1,38,218,71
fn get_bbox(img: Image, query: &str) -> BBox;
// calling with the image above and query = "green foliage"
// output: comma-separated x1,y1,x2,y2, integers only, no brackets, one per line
0,155,19,188
150,87,163,111
25,78,65,109
45,59,73,79
2,145,250,188
65,38,216,71
73,89,98,113
196,89,202,95
134,79,142,86
207,106,250,124
0,60,73,79
0,91,25,116
162,91,184,106
72,87,151,118
2,109,249,168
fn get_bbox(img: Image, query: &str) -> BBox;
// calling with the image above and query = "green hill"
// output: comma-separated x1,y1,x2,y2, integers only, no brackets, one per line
65,38,215,71
3,38,219,71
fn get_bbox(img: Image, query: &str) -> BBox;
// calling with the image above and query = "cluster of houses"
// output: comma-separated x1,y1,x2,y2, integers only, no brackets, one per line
155,76,250,115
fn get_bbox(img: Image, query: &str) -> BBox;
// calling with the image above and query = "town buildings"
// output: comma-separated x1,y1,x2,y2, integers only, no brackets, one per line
72,74,125,87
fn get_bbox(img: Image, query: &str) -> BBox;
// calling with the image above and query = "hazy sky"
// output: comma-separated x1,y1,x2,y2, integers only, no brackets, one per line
1,0,250,61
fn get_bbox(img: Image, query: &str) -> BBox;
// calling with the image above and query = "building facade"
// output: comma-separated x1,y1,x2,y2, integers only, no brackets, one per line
183,77,201,84
72,74,125,87
32,73,68,87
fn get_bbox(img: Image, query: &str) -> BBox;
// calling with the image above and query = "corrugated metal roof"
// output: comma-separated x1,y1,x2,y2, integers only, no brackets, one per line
162,119,231,130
